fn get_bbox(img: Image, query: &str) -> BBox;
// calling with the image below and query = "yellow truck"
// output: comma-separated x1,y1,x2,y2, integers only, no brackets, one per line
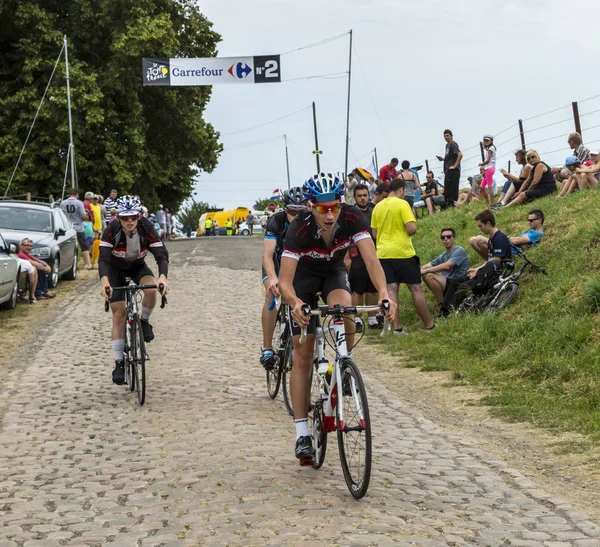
198,207,251,236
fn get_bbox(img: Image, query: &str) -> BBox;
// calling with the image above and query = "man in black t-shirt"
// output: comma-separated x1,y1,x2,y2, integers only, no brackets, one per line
437,129,463,206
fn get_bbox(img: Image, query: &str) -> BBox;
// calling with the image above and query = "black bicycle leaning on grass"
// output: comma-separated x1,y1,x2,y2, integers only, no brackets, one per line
104,281,167,405
457,248,546,314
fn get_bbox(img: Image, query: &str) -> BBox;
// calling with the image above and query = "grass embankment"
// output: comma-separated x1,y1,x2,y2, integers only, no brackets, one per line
370,190,600,446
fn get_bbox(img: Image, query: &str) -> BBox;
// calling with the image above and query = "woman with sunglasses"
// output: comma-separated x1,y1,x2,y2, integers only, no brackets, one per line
503,150,556,209
259,187,306,370
99,196,169,386
278,173,396,465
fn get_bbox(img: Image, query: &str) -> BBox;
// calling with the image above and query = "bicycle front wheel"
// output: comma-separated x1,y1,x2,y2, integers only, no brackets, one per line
131,316,147,406
337,358,371,499
487,283,518,312
266,357,282,399
281,338,294,416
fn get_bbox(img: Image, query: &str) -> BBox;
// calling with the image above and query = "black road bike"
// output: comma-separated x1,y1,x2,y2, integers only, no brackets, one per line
105,282,167,405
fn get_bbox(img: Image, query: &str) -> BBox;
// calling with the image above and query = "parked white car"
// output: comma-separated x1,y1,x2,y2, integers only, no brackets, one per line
238,221,263,236
0,233,20,310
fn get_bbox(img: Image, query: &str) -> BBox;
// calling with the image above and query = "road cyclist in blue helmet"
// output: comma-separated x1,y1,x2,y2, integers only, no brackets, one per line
260,186,307,369
278,172,396,464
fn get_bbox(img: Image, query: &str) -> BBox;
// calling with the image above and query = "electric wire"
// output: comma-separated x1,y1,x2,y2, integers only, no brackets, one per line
221,106,310,136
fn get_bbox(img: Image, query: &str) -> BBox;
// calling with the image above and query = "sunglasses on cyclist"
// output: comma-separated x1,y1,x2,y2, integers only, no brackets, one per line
440,234,454,240
313,203,342,214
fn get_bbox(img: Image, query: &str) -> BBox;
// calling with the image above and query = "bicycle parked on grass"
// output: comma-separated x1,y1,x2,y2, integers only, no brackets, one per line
457,249,546,314
104,281,167,405
300,301,391,499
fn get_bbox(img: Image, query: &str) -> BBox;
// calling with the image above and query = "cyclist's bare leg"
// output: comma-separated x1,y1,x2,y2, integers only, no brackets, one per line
139,275,158,311
110,301,126,340
327,288,355,351
386,282,402,330
290,334,315,419
261,281,277,348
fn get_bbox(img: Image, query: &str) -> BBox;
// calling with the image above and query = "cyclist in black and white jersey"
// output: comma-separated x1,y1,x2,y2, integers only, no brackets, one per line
279,173,396,464
260,187,306,369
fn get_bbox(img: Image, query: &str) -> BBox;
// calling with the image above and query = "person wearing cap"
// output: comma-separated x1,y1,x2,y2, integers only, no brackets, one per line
479,135,497,206
555,156,585,198
503,150,556,208
575,148,600,187
90,194,103,268
552,132,590,185
379,158,398,183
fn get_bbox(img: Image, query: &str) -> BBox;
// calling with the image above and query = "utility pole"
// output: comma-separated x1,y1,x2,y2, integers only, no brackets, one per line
373,147,379,175
284,134,291,189
312,101,322,173
64,35,76,190
343,29,353,178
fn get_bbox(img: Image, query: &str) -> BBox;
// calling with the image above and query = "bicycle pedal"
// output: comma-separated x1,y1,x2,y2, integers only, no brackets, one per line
299,457,314,467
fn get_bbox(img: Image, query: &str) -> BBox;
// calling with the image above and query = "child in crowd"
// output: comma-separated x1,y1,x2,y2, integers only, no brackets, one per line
83,212,93,246
576,148,600,187
479,135,496,206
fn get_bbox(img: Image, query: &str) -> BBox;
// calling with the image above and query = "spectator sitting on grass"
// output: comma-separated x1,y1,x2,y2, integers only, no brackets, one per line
555,156,589,198
18,238,56,302
455,170,484,208
421,228,470,306
575,148,600,186
471,209,545,259
12,242,37,303
552,132,590,186
371,182,390,205
502,150,557,209
414,171,445,215
494,149,532,209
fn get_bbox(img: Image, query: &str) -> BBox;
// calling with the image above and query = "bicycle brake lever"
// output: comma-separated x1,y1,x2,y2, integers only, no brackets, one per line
104,286,110,312
299,304,311,344
379,300,392,337
160,295,167,309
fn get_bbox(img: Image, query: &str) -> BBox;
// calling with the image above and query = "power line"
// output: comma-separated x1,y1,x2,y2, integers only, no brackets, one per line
224,135,283,151
283,71,347,83
523,103,571,122
221,106,310,137
280,32,349,56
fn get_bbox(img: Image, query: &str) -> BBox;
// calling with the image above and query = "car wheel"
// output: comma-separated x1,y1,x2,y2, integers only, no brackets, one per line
241,229,249,236
63,251,78,281
0,275,19,310
49,257,60,288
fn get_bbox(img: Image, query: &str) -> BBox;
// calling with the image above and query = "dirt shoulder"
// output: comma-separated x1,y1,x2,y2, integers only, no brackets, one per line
355,341,600,523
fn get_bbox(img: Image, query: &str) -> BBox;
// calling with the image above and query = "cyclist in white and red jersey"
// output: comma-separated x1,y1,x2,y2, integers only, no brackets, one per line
279,173,396,464
260,187,306,369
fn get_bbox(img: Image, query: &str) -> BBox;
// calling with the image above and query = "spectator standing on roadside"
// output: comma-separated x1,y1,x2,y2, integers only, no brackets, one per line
83,212,94,246
479,135,497,206
165,208,172,239
379,158,399,183
83,191,95,226
97,195,107,230
155,205,167,239
60,188,92,270
344,170,358,205
103,189,118,219
371,179,435,333
246,212,255,236
397,160,420,209
437,129,463,207
90,194,103,267
18,238,56,301
226,217,233,236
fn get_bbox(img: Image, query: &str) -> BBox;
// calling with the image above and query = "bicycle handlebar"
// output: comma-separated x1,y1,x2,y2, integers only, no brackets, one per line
299,300,391,344
104,283,167,312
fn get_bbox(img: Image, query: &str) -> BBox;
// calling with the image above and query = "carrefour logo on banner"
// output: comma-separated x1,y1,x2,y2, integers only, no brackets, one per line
228,62,252,79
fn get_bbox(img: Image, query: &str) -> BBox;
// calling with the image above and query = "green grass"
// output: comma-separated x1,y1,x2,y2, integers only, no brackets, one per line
369,190,600,446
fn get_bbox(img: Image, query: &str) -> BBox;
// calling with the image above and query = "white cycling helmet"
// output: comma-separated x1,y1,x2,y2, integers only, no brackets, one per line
115,195,142,217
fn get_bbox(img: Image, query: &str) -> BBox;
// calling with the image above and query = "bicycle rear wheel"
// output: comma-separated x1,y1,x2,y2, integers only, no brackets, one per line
337,358,371,499
282,338,294,416
487,283,518,312
131,316,147,406
309,399,327,469
266,358,282,399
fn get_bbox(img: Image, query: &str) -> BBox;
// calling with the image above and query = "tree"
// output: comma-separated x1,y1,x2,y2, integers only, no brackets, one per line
0,0,222,211
175,200,217,231
253,197,282,211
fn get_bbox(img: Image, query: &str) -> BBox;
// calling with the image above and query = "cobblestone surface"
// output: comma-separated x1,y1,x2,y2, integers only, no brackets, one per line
0,237,599,546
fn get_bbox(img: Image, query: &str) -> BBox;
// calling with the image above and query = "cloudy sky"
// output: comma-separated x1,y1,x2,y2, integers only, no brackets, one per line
193,0,600,210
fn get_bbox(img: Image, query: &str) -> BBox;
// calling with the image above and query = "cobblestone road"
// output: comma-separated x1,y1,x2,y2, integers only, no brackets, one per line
1,237,599,546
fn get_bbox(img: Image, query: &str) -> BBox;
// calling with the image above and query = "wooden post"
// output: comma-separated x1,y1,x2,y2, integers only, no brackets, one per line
572,101,582,139
425,159,430,174
508,161,511,175
479,141,485,162
26,192,31,201
518,119,526,151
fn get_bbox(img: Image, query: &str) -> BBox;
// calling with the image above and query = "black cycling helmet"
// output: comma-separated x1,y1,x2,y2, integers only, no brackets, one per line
281,186,306,210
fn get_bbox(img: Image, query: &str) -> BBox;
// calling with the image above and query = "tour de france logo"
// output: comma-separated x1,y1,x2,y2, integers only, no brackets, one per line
146,62,169,82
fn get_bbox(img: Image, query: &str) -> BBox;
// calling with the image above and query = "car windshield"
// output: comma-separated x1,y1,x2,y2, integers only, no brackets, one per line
0,207,53,232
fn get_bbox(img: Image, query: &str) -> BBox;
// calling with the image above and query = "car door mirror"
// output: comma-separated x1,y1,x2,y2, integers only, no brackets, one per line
9,244,17,253
57,228,66,237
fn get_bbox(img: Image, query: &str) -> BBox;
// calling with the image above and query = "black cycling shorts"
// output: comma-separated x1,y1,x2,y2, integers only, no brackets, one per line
381,256,422,285
108,264,155,303
349,260,376,295
291,267,351,336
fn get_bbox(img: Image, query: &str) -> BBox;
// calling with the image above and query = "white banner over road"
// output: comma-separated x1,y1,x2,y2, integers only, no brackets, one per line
142,56,281,86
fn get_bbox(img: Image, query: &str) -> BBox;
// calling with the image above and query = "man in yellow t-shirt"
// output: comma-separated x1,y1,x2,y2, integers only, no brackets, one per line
371,178,434,333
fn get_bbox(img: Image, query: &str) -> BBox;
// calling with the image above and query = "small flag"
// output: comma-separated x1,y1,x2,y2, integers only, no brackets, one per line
269,188,280,200
366,154,377,179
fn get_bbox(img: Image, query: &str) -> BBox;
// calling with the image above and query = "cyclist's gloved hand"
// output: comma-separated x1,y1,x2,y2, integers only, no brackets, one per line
266,276,280,297
291,301,310,329
158,274,169,295
101,276,112,300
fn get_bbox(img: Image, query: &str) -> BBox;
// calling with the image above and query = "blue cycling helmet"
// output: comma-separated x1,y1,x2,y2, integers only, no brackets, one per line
115,195,142,217
303,172,345,203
